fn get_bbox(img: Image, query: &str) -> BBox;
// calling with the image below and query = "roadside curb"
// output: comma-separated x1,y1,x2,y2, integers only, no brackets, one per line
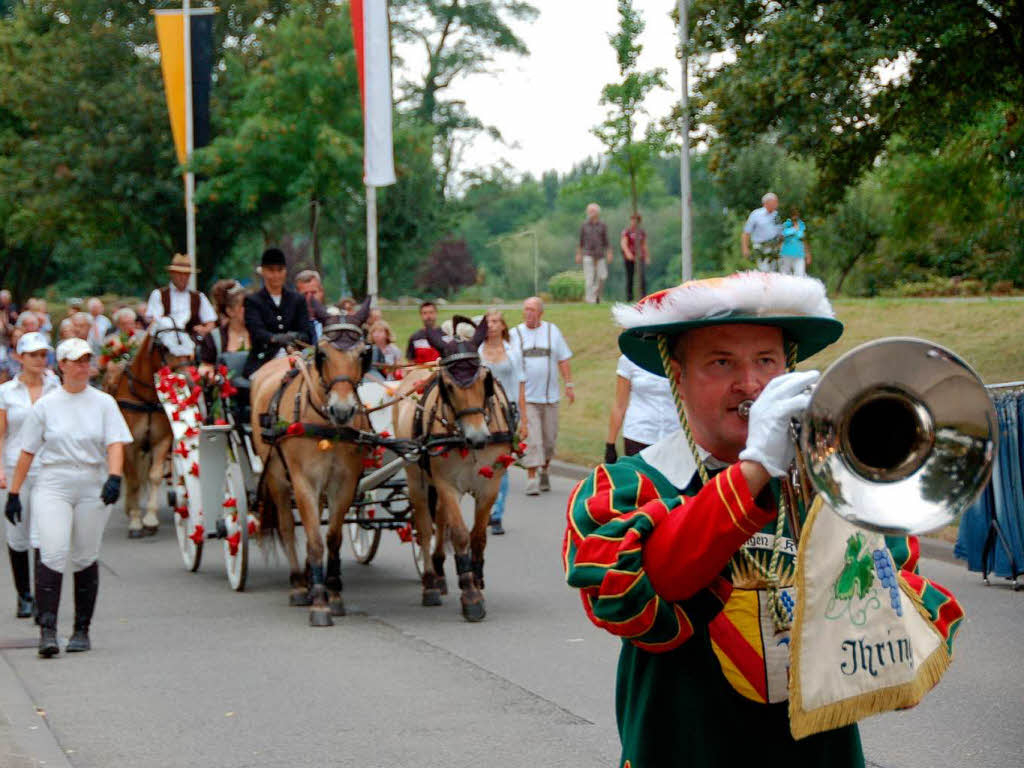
0,651,73,768
544,459,960,565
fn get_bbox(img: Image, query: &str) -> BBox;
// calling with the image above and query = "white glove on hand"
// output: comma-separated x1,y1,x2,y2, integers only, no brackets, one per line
738,370,820,477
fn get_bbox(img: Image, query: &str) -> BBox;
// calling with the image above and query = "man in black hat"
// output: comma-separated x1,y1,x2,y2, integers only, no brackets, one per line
242,248,314,378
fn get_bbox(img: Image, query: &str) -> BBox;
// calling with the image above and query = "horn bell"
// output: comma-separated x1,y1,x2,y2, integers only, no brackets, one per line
801,337,997,535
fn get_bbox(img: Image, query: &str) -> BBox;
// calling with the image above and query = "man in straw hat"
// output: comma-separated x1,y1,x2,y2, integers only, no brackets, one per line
145,254,217,340
562,271,963,767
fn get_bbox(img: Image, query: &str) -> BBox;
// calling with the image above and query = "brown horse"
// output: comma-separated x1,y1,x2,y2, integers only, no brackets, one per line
107,317,195,538
393,319,517,621
249,301,371,627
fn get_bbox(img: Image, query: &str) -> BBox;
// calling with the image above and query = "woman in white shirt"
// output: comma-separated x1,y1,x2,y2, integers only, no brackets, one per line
0,332,60,618
478,311,527,535
4,338,132,657
605,354,680,463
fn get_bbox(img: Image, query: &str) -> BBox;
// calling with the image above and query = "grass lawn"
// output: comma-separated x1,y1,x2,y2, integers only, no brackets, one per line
382,298,1024,467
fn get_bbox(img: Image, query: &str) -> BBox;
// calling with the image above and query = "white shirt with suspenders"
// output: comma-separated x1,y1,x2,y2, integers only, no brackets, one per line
512,321,572,404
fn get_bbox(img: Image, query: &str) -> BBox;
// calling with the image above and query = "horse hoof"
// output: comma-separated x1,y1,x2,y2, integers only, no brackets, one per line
329,598,346,617
422,589,443,607
309,608,334,627
289,589,313,607
436,577,448,596
143,525,158,537
461,599,487,622
128,529,144,540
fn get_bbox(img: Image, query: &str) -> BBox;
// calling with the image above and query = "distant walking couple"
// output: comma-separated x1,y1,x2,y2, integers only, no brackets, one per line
576,202,650,303
741,192,812,276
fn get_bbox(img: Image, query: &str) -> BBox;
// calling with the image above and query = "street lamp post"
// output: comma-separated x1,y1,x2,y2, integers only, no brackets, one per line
488,230,538,296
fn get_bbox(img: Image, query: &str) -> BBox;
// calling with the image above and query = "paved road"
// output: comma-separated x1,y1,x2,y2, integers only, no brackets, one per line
1,468,1021,767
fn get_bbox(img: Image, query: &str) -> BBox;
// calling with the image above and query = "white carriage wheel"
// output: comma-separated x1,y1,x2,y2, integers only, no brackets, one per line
222,451,249,591
172,474,203,572
346,496,382,564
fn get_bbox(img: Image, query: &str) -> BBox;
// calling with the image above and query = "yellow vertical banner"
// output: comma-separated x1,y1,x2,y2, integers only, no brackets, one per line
154,12,187,166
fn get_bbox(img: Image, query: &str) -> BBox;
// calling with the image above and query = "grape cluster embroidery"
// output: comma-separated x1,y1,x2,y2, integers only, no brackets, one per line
779,588,796,624
873,548,902,617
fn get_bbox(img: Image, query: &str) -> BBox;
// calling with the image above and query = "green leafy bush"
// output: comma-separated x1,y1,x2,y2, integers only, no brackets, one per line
548,270,586,302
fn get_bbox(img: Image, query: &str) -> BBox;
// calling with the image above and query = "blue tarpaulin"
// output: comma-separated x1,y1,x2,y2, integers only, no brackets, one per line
956,392,1024,580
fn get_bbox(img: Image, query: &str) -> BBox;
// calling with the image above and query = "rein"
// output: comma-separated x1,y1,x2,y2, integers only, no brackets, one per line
115,335,175,412
414,367,517,455
260,350,366,443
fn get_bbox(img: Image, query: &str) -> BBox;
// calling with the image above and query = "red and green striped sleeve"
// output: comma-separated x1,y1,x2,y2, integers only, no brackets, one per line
886,534,965,655
562,460,774,653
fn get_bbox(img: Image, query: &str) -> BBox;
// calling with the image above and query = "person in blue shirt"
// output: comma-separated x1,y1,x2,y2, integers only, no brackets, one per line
780,207,811,276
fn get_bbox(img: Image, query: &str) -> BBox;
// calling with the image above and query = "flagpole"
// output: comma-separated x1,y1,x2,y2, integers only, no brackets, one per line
678,0,693,282
366,184,379,306
183,0,197,290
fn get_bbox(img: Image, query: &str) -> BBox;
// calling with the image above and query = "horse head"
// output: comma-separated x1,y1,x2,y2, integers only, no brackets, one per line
316,296,372,425
427,316,492,450
149,316,196,371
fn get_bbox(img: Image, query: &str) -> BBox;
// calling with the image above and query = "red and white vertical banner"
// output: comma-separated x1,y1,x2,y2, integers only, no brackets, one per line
350,0,396,187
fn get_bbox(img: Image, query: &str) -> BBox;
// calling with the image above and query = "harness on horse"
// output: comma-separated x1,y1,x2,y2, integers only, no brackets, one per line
412,348,518,475
116,322,194,450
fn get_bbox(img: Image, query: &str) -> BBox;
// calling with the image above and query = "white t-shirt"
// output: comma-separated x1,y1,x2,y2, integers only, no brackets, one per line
743,206,782,245
86,315,112,352
146,285,217,328
20,387,133,469
511,321,572,404
615,355,681,446
0,374,61,471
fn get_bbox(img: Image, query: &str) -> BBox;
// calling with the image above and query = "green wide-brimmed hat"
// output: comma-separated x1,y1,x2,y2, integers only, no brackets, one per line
615,271,844,377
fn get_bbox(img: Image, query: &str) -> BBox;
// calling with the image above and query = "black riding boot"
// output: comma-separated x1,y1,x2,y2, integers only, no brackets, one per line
32,548,41,624
36,563,62,658
8,546,33,618
67,563,98,652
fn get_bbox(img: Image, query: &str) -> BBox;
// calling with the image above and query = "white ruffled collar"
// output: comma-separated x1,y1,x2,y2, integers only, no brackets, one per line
638,429,729,490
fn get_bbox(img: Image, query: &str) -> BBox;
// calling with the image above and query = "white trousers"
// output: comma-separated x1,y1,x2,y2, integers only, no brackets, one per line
2,472,39,551
778,257,806,276
31,466,110,573
582,256,608,303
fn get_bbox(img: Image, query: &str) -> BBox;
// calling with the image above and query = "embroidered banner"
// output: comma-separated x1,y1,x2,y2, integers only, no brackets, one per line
789,497,952,740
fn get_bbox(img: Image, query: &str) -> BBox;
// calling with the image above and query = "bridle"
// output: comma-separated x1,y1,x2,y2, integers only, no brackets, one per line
308,320,368,422
120,322,193,405
436,349,492,423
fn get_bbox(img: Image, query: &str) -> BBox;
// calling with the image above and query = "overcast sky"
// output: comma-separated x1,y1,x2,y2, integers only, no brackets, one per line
393,0,685,179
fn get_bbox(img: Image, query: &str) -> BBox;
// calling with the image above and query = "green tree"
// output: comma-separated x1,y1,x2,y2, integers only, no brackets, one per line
691,0,1024,203
0,3,184,298
193,4,449,298
390,0,538,193
0,1,315,299
592,0,668,217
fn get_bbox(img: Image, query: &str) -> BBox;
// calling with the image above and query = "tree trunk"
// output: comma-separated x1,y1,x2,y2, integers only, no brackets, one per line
835,250,866,295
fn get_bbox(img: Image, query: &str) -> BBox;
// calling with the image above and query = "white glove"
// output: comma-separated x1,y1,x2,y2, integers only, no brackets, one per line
738,370,820,477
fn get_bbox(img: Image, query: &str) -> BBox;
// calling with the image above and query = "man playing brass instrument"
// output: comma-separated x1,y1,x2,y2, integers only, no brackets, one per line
563,272,964,767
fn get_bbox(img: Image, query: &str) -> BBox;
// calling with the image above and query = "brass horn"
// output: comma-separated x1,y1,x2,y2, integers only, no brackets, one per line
798,337,997,535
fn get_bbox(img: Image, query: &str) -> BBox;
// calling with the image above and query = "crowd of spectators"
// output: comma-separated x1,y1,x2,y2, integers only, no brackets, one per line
0,281,421,386
0,293,151,384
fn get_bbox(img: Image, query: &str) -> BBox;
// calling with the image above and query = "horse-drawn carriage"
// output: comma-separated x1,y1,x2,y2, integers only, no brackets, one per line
161,374,421,591
108,306,522,626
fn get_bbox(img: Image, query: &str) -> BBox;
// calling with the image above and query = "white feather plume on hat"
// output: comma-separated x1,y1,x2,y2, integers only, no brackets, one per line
613,271,835,329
